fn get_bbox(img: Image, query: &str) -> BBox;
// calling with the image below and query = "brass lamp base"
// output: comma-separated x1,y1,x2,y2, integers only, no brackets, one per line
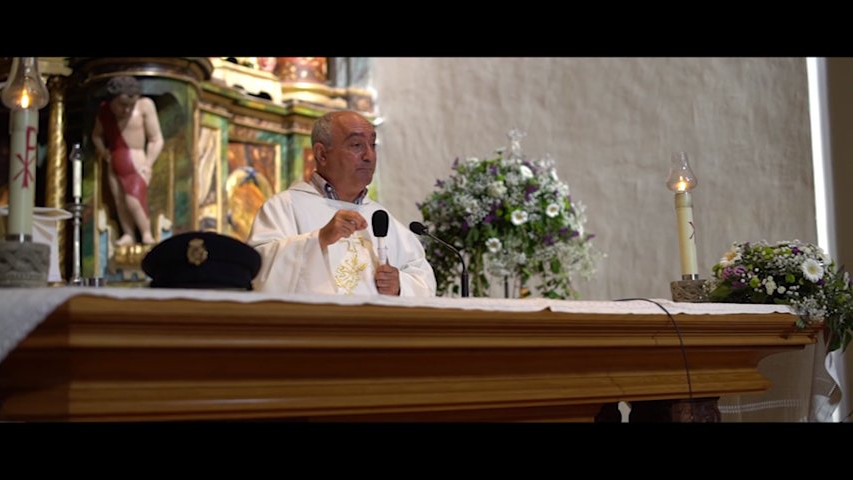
0,239,50,288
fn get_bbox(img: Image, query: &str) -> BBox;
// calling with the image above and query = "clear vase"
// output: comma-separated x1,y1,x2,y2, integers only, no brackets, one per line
503,275,525,299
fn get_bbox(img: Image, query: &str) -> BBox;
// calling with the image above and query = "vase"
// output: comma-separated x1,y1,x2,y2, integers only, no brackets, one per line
503,274,526,299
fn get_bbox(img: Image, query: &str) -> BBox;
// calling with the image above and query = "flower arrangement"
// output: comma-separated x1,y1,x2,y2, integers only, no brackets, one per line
707,240,853,352
417,130,601,298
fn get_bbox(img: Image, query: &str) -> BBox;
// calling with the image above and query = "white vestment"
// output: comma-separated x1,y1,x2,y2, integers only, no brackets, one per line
247,181,436,296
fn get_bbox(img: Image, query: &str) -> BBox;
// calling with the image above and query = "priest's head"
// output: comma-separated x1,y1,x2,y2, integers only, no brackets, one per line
311,111,376,203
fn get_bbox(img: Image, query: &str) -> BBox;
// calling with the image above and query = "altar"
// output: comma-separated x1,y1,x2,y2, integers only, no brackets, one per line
0,288,816,422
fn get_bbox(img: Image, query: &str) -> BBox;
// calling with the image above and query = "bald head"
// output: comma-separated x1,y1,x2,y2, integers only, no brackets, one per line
312,111,372,147
311,110,377,202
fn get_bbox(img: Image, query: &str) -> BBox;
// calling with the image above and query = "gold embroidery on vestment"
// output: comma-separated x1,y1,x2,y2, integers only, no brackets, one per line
334,237,371,294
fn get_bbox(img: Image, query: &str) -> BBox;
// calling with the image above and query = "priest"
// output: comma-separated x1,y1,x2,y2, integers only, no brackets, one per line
247,111,436,296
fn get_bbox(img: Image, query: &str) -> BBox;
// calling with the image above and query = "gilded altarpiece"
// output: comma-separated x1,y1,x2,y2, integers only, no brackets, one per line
49,57,369,284
199,82,324,243
65,58,211,283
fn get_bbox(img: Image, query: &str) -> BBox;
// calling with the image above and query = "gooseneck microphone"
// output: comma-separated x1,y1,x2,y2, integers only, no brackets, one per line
372,210,389,264
409,221,469,297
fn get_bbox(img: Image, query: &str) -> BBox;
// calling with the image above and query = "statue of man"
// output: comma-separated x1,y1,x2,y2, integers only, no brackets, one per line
91,76,164,246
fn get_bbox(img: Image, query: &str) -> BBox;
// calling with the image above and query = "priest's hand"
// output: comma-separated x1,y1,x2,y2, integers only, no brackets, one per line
319,210,368,249
375,262,401,296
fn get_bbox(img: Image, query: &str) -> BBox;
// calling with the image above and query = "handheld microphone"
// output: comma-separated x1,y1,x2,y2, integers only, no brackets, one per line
372,210,389,264
409,221,469,297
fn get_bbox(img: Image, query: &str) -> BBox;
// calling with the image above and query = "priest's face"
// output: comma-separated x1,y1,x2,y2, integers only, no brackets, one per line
318,112,377,201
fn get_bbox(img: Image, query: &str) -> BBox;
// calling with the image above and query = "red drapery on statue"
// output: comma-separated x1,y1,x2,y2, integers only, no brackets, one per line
97,101,148,214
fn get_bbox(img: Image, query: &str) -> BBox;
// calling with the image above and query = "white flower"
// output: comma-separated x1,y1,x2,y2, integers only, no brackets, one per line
551,170,559,181
764,276,777,295
719,248,741,268
545,203,560,218
519,165,534,179
801,259,824,283
486,237,502,253
466,157,480,166
463,198,479,214
488,181,507,198
511,210,528,226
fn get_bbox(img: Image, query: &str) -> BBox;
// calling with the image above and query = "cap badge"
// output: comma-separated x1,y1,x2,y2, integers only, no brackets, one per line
187,238,209,266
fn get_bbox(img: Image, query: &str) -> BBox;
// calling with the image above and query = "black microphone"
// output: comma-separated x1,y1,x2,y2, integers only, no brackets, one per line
372,210,389,264
409,221,469,297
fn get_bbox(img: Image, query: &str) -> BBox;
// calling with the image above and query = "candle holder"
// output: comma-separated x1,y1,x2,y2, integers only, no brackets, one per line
666,152,707,303
0,57,50,288
66,143,85,286
0,240,50,287
64,201,88,286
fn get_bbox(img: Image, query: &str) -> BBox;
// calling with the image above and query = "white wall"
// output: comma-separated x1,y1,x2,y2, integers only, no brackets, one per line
372,58,815,301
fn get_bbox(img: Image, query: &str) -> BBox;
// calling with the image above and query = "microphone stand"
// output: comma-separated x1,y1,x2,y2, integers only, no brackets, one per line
423,231,469,298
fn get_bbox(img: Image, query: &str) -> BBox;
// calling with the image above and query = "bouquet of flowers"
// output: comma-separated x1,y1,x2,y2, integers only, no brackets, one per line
707,240,853,352
417,130,601,298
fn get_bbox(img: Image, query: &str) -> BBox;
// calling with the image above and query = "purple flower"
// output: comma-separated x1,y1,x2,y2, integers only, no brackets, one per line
524,184,539,201
483,213,496,224
451,157,460,170
435,179,445,188
490,164,499,176
543,234,555,246
731,280,746,289
460,220,470,232
559,228,581,239
722,265,747,281
792,247,800,255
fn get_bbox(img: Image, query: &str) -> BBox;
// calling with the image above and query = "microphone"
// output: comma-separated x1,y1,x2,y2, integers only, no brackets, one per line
372,210,389,264
409,221,469,297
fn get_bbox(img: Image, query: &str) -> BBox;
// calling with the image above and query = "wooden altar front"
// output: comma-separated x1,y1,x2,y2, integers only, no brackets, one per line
0,295,817,422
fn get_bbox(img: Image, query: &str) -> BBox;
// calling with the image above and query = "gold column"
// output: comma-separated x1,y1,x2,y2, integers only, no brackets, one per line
45,76,68,280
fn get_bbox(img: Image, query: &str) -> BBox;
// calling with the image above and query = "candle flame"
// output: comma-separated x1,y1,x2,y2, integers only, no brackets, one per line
20,90,30,109
676,179,688,192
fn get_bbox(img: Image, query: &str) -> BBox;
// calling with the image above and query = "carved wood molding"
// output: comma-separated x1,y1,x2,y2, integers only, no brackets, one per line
0,296,817,422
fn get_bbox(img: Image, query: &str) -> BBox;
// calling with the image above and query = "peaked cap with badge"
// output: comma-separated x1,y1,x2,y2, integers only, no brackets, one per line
142,231,261,290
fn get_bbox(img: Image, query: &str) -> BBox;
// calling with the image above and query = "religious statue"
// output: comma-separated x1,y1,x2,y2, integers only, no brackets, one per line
91,76,164,246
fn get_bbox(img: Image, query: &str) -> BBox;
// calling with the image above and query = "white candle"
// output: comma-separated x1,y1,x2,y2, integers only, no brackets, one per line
674,190,698,277
72,161,82,199
7,108,39,238
70,143,83,199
